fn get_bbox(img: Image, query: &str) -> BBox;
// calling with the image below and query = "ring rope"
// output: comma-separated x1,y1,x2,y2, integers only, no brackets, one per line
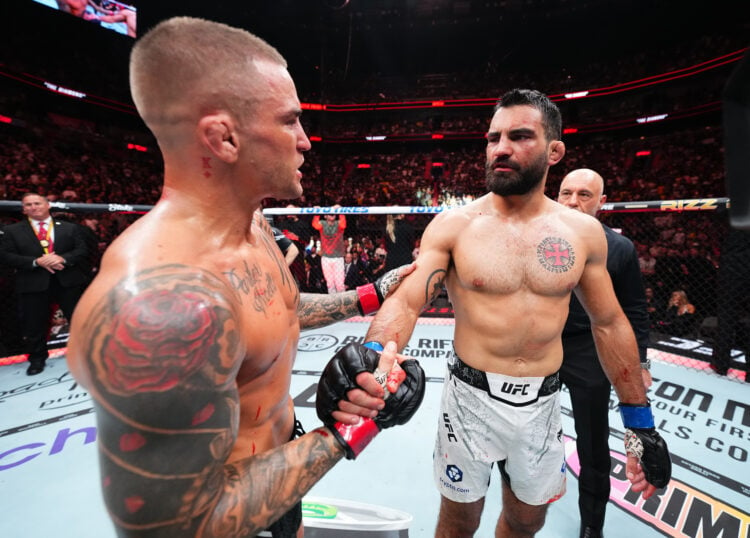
0,198,732,216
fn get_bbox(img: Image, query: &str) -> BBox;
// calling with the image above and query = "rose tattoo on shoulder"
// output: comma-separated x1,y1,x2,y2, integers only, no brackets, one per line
83,265,240,396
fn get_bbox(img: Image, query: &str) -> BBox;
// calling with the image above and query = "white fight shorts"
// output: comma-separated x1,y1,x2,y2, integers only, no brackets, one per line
434,354,566,505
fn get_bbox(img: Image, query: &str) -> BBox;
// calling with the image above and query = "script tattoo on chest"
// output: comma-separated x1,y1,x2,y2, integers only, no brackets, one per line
223,260,278,312
536,236,575,273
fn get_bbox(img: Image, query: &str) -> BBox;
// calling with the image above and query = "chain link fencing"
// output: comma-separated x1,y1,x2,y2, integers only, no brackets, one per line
0,200,746,381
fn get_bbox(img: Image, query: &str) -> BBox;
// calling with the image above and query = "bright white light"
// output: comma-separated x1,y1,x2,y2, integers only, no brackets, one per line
564,91,589,99
636,114,668,124
43,81,86,99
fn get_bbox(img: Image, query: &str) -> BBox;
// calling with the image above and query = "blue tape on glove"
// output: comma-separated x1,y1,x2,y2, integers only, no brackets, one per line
619,404,655,429
364,341,384,352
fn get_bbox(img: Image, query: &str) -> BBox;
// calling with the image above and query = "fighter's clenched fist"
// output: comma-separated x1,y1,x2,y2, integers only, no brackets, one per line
317,342,426,459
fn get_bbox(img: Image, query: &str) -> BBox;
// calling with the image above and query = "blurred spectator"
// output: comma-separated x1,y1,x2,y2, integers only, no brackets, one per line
276,206,311,285
343,251,368,290
644,286,663,330
683,242,718,315
637,243,657,284
361,236,376,262
300,248,326,294
658,289,697,337
384,214,416,272
77,214,102,279
312,210,347,293
271,226,299,267
369,239,388,281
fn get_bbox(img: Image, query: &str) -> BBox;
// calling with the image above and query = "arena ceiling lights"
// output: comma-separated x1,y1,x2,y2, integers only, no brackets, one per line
0,47,744,141
309,47,746,112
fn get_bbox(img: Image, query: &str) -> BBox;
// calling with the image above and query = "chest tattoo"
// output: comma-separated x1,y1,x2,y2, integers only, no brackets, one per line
536,237,575,273
223,261,277,312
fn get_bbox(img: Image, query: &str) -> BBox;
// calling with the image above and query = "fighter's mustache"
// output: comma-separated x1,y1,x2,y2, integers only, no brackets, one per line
487,159,520,171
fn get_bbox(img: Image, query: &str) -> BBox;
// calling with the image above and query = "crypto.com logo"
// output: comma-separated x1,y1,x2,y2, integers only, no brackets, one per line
446,464,463,483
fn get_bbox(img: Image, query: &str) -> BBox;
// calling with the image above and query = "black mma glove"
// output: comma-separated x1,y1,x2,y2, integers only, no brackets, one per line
372,359,424,428
316,342,426,459
317,342,380,424
619,402,672,489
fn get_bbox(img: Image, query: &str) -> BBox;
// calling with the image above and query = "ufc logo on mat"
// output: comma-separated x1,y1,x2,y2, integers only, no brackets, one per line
443,413,457,442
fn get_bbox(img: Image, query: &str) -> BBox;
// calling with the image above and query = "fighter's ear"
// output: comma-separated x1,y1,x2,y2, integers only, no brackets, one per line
199,113,239,163
548,140,565,166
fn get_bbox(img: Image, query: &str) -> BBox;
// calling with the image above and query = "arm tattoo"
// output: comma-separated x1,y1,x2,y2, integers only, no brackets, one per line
204,430,341,536
424,269,447,305
79,265,242,534
298,291,360,330
374,268,400,299
76,265,342,535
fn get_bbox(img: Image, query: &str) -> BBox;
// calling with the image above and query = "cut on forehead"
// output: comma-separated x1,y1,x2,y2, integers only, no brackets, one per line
129,17,287,126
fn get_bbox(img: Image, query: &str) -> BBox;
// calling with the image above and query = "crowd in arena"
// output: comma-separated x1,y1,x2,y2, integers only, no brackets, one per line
0,121,728,210
0,18,744,358
0,110,731,336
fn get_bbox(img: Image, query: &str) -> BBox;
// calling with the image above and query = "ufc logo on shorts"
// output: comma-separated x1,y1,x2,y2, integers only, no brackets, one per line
501,382,530,396
443,413,457,442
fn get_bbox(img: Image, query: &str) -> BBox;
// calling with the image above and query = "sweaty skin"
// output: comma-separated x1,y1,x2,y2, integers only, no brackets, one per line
363,104,656,529
65,25,407,533
368,194,608,378
67,201,335,534
365,106,647,396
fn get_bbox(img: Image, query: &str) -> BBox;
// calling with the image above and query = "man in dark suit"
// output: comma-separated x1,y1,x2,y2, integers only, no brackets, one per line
0,193,90,375
344,250,368,290
557,169,652,538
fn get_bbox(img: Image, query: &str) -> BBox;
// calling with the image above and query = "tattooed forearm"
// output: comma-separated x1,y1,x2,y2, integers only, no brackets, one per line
204,429,343,536
298,291,360,329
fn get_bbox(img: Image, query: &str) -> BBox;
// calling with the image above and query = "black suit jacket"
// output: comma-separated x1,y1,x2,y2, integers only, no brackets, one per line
344,260,368,290
0,218,91,293
561,224,650,385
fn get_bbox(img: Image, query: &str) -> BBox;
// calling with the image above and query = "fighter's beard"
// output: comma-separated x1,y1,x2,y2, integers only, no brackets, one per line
485,153,547,196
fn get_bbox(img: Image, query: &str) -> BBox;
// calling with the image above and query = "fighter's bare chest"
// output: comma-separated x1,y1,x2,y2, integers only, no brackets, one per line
215,252,299,354
222,258,288,312
451,225,583,295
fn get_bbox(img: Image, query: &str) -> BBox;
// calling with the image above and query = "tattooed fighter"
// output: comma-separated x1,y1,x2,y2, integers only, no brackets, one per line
66,17,424,538
357,89,671,537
